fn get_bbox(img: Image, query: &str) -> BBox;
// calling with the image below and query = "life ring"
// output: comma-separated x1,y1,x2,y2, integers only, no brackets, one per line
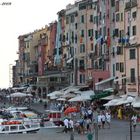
2,121,21,125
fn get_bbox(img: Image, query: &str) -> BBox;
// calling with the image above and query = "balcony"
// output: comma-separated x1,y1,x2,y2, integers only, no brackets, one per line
45,68,62,75
125,0,137,10
37,77,69,87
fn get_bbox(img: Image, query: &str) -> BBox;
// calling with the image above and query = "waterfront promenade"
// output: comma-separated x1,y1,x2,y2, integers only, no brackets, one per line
0,119,140,140
0,101,140,139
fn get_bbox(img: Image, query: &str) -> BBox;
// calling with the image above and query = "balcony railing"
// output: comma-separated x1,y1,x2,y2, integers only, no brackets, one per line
45,69,62,75
125,0,137,10
36,80,69,86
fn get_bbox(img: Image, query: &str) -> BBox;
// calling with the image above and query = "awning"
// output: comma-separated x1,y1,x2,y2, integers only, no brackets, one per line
95,77,115,86
103,98,121,107
132,97,140,108
91,91,112,100
67,57,73,63
68,90,95,102
114,76,127,82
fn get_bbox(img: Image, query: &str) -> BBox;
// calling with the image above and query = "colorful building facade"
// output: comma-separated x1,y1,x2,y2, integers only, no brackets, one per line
13,0,140,97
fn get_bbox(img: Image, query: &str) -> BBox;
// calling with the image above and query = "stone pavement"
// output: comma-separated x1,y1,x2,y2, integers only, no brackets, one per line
0,101,140,139
0,119,140,140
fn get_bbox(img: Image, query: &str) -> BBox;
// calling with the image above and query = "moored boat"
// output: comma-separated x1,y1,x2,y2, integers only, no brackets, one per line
0,120,40,134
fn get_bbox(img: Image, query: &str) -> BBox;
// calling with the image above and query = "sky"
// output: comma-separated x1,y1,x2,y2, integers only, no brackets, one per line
0,0,75,89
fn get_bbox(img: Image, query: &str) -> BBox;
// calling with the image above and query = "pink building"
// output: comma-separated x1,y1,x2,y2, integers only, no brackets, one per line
124,0,140,96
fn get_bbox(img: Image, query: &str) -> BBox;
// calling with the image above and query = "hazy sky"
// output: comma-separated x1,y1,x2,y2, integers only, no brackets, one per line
0,0,75,88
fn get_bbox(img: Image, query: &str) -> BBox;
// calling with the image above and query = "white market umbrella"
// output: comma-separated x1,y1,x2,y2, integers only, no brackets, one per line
62,93,76,98
64,86,80,94
103,98,121,107
57,97,66,101
10,92,28,97
115,96,135,106
68,95,91,102
26,93,33,97
12,87,27,90
47,91,63,97
50,96,58,100
133,102,140,108
132,97,140,108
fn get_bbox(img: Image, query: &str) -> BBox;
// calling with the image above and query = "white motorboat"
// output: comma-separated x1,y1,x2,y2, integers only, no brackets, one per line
0,120,40,134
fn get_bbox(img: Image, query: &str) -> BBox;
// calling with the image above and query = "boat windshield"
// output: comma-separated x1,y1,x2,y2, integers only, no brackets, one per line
1,126,9,131
10,126,18,131
25,125,31,128
19,125,25,130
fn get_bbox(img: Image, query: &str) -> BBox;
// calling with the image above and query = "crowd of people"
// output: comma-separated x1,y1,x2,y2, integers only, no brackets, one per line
58,101,140,134
60,102,112,135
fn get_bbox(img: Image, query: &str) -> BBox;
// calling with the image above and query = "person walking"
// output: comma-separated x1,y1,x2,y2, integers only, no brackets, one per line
105,112,111,129
131,114,137,132
86,117,92,133
69,118,74,132
79,117,85,134
63,118,69,133
97,113,102,129
101,112,106,129
87,108,93,121
117,107,122,120
69,118,74,140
